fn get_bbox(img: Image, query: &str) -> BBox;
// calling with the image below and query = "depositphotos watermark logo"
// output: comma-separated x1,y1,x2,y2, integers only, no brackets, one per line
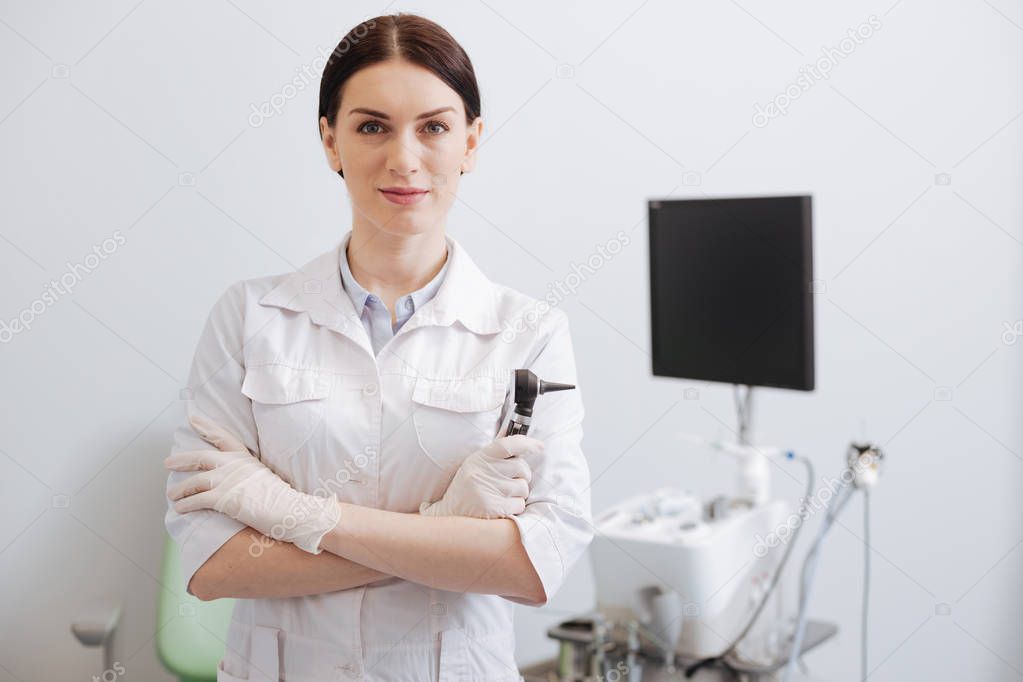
751,452,876,558
1,231,127,343
1002,320,1022,345
499,229,632,344
247,446,377,558
752,15,882,128
248,19,378,128
92,661,126,682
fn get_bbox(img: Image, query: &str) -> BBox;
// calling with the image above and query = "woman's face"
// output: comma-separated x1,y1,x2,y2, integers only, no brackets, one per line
320,58,482,237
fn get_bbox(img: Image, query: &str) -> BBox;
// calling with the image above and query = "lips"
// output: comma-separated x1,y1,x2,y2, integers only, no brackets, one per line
379,187,429,206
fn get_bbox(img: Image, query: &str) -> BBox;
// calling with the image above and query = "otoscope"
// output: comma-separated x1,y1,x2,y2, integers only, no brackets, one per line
503,369,575,436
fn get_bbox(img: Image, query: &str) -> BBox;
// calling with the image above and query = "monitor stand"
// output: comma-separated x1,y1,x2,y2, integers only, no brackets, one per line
735,384,754,445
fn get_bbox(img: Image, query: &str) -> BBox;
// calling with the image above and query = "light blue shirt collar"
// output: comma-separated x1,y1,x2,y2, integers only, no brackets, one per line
338,232,450,324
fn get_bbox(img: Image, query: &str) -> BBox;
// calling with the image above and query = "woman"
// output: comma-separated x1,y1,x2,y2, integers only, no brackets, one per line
163,13,592,682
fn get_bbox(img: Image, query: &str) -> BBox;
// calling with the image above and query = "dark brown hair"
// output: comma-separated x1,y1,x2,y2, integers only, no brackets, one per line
318,13,482,178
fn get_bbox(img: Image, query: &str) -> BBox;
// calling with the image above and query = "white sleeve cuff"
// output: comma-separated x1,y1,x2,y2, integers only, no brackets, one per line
504,505,566,606
166,507,246,595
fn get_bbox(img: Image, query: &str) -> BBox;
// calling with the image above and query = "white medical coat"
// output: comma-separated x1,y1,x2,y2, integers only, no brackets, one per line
164,231,593,682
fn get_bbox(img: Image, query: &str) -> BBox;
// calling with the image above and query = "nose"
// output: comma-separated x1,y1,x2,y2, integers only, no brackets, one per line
385,131,422,177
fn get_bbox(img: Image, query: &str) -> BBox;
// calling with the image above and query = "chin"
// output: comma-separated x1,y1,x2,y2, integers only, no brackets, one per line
367,215,438,238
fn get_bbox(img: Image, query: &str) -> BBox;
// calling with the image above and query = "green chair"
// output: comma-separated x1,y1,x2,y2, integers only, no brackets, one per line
156,533,236,682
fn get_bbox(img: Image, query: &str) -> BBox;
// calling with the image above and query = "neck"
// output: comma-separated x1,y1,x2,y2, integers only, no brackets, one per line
346,224,448,298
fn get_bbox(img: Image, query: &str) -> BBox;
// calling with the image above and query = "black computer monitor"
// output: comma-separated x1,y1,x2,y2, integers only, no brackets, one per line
648,195,815,391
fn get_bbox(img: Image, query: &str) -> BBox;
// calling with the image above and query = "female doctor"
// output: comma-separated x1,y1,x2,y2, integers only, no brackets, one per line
163,13,592,682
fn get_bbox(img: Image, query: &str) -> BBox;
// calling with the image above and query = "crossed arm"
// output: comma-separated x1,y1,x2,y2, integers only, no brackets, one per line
179,419,544,603
177,401,544,604
182,431,546,604
188,526,390,600
190,510,544,604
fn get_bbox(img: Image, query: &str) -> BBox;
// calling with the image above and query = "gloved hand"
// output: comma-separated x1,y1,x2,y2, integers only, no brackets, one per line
419,435,543,519
165,413,341,554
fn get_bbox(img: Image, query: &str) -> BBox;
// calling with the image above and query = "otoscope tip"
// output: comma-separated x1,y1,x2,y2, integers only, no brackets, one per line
539,381,575,394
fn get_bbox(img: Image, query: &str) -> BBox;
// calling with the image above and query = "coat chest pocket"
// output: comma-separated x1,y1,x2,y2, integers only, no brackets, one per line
411,374,509,472
241,364,332,465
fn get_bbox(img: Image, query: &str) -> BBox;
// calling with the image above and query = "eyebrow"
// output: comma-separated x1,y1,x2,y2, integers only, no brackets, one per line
347,106,455,120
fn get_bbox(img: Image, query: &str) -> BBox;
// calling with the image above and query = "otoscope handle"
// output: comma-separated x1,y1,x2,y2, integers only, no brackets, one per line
504,416,530,436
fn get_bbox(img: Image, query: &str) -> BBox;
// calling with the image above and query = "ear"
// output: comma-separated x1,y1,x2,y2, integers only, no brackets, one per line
461,116,483,174
319,116,343,174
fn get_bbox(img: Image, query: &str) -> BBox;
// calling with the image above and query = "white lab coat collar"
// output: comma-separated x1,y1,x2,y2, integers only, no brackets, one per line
258,231,502,337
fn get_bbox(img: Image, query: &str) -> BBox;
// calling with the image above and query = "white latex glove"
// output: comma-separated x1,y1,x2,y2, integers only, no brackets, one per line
164,413,341,554
419,435,543,519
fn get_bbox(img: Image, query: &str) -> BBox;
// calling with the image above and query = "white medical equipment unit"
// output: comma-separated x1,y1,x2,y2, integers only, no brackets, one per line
534,196,884,682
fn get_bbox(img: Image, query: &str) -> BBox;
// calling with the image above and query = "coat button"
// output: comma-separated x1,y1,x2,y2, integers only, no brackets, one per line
362,382,378,396
337,662,361,678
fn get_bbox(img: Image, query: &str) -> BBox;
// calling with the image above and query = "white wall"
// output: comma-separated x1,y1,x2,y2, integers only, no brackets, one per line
1,1,1020,680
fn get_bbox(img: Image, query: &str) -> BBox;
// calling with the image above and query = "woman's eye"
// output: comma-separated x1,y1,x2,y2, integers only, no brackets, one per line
357,120,449,135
